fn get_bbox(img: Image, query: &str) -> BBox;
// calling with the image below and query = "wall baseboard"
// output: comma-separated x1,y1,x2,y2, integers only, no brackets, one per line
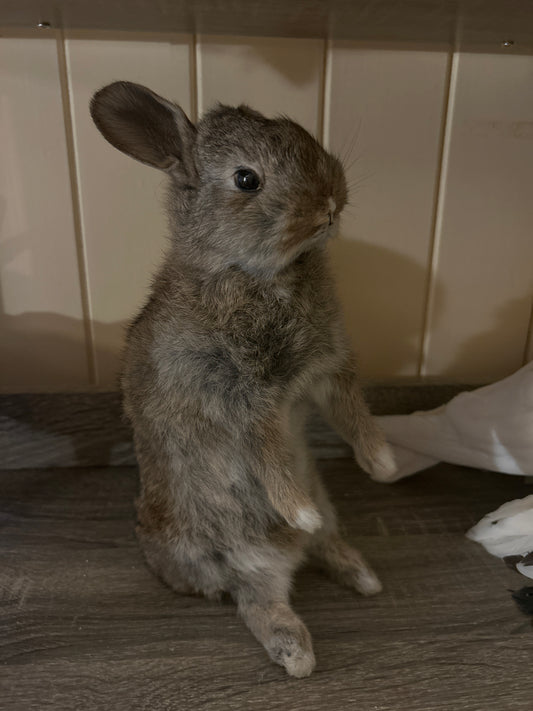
0,384,471,470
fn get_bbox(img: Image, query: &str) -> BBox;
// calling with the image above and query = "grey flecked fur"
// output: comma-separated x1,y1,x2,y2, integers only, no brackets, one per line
90,82,398,677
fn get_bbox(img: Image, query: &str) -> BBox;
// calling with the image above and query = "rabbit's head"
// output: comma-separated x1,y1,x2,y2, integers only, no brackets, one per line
91,81,347,275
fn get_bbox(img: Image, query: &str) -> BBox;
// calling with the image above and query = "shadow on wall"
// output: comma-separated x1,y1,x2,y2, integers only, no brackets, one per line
329,236,445,379
0,186,130,390
3,245,528,392
1,247,444,388
331,237,532,382
0,312,134,468
0,310,128,391
441,294,533,382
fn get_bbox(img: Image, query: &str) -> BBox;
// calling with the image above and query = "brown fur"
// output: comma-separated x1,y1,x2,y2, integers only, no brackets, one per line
90,82,397,678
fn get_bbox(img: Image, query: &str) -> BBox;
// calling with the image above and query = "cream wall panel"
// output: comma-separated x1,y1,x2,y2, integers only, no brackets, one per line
424,52,533,381
325,42,450,377
0,37,89,390
197,35,324,136
65,34,192,386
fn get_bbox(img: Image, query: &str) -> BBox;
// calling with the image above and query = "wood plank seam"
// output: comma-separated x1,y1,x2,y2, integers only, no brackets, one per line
56,29,97,384
523,296,533,365
189,33,199,123
418,49,459,377
195,34,204,117
316,38,328,142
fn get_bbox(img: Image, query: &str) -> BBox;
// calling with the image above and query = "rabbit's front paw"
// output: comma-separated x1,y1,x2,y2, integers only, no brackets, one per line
355,440,398,483
272,485,323,533
291,506,323,534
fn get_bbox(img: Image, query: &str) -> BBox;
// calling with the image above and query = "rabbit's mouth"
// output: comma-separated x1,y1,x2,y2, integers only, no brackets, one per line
281,217,338,260
313,220,338,242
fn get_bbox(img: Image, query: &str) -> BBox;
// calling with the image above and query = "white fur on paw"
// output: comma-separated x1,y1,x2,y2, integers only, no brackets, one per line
292,507,322,534
367,443,399,483
283,648,316,678
354,569,383,596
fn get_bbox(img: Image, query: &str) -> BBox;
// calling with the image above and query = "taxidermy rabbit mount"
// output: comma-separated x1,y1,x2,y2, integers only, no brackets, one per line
90,81,398,677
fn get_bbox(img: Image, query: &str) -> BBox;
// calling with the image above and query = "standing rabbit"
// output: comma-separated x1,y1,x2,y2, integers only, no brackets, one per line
90,82,397,677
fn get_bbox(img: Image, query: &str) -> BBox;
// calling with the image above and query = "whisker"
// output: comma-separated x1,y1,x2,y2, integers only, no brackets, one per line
336,119,362,172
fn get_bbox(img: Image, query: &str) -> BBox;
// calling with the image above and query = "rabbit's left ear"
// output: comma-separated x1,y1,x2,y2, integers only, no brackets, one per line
90,81,198,186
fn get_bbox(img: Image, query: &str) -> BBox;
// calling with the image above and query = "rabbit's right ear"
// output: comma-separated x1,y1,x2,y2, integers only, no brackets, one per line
90,81,197,185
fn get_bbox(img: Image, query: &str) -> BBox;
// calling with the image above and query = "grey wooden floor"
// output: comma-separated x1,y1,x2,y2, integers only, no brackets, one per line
1,461,532,711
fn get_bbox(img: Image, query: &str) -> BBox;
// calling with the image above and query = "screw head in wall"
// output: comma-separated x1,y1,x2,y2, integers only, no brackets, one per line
37,21,52,29
501,40,515,47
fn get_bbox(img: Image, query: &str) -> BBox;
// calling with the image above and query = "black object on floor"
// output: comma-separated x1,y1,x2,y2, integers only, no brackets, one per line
511,587,533,616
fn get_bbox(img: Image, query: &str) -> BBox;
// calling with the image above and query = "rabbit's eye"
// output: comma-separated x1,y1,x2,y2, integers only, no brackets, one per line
234,169,261,192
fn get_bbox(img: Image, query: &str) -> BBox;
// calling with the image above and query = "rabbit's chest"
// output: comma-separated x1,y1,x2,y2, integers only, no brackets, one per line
224,302,336,385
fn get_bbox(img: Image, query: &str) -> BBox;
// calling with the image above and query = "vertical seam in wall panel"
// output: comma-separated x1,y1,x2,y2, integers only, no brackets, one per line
321,38,333,149
316,38,328,143
189,34,199,123
523,296,533,364
195,34,203,117
56,31,97,385
418,49,458,377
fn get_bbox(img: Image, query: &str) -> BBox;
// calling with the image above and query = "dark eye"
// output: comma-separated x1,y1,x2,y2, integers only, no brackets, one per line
234,169,261,192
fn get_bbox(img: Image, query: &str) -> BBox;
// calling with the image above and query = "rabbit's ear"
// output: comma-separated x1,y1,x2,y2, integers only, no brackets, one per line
90,81,197,184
